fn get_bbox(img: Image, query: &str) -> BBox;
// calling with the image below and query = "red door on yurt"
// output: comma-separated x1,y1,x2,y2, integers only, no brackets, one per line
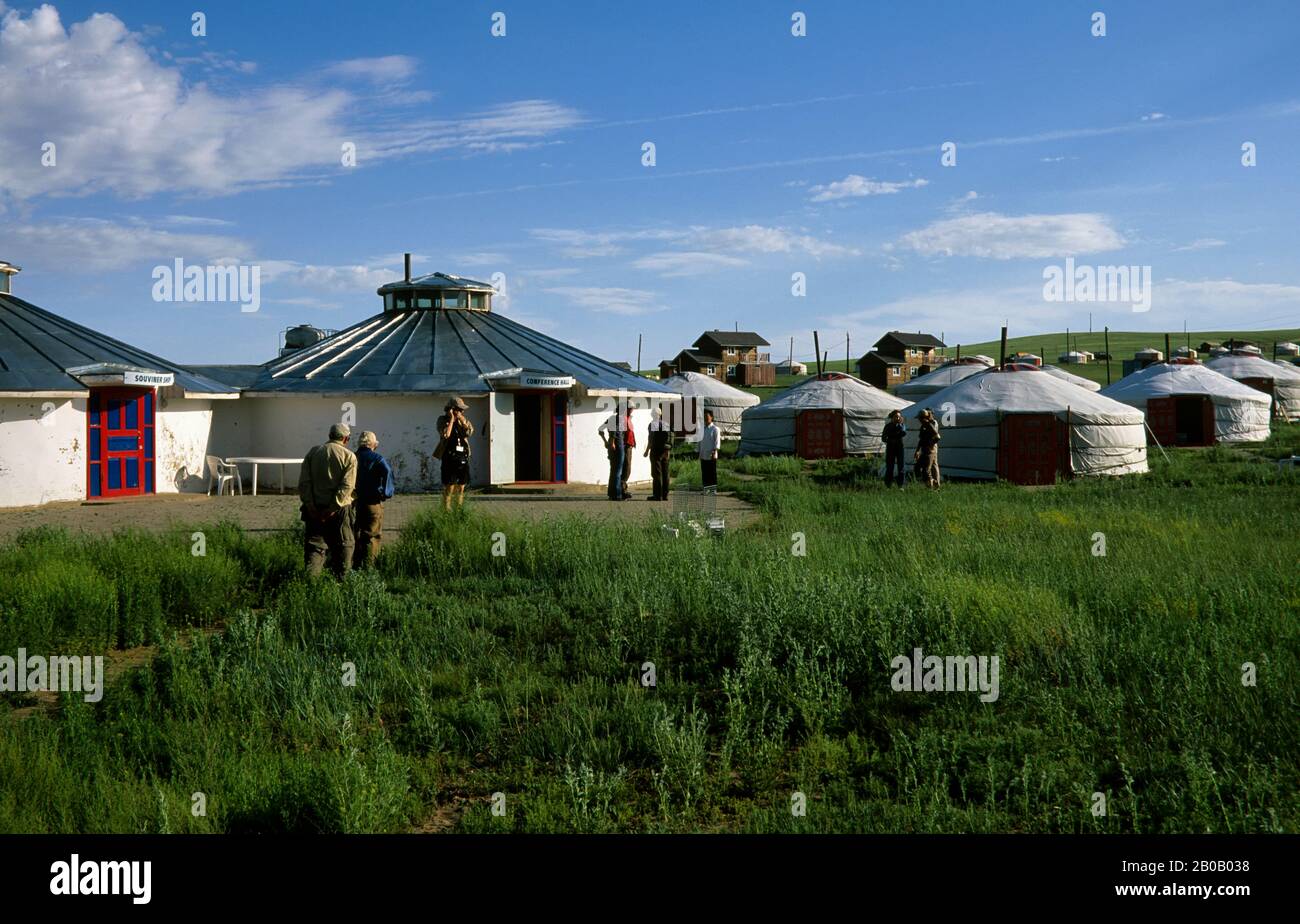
1145,397,1178,445
796,408,844,459
998,413,1067,485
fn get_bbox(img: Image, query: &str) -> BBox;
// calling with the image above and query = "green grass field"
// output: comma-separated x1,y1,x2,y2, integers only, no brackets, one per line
1,430,1297,833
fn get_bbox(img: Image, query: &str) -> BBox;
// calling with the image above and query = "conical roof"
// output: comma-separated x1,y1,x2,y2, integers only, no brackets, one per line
1101,361,1271,404
895,358,992,398
1039,364,1102,391
246,305,673,396
902,367,1142,426
743,372,908,418
660,371,759,408
1206,353,1300,383
0,292,236,396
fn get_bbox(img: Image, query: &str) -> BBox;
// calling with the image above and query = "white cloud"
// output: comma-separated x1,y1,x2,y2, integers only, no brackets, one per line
1171,238,1227,252
0,7,580,199
4,218,251,270
544,286,666,316
323,56,418,83
899,212,1125,259
632,252,749,277
1141,112,1167,121
808,175,929,202
454,252,509,267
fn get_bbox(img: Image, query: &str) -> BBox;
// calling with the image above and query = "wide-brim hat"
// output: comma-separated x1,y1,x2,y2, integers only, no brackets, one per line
446,396,468,410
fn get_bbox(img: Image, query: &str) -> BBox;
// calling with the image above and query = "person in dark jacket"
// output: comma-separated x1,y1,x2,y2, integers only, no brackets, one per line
352,431,395,569
915,408,942,488
437,397,474,510
880,410,907,488
644,407,674,500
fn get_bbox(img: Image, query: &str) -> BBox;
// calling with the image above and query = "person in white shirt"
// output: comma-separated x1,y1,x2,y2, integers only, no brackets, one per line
698,410,720,491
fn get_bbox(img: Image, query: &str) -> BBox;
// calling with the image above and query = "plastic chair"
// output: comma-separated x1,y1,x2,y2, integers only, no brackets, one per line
206,455,243,496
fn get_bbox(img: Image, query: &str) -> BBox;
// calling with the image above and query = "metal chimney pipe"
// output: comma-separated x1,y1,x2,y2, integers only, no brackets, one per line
404,253,411,282
0,261,21,295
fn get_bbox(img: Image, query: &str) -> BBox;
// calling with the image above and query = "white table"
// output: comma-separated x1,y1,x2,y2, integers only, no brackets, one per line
224,457,301,496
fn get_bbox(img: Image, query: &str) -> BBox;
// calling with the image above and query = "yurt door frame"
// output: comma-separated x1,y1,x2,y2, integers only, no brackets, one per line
796,408,845,459
998,412,1069,485
511,389,568,483
87,387,156,499
1147,395,1215,446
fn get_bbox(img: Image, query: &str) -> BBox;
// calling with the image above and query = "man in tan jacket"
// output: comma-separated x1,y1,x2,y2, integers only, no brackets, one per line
298,422,358,577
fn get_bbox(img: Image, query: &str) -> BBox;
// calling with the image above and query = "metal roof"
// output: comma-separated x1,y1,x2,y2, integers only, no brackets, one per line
246,307,674,396
377,271,496,294
0,293,238,395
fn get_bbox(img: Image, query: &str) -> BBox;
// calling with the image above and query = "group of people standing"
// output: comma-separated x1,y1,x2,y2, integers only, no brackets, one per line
599,403,719,501
297,397,473,578
880,408,941,488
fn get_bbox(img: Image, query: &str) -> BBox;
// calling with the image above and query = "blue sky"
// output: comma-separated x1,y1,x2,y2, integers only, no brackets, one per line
2,0,1298,367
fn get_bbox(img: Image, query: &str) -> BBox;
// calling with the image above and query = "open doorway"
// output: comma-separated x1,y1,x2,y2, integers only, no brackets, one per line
512,391,568,483
1147,395,1215,446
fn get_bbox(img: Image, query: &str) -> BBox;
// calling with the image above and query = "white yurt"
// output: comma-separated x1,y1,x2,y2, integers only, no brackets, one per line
1276,341,1299,357
1205,354,1300,422
660,370,759,439
895,358,993,400
1101,362,1271,444
900,366,1147,483
738,372,909,458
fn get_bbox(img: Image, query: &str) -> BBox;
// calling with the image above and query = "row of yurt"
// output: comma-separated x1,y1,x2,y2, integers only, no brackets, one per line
659,371,759,438
736,372,908,458
901,366,1148,483
1101,362,1271,444
1204,354,1300,422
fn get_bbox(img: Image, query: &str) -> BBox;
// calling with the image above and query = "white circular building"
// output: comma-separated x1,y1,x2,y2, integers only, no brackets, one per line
1101,362,1272,444
1205,353,1300,422
901,366,1147,483
659,371,759,439
737,372,909,458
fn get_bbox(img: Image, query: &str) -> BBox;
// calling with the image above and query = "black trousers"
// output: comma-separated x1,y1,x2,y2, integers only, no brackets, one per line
884,443,905,487
650,454,670,499
701,458,718,488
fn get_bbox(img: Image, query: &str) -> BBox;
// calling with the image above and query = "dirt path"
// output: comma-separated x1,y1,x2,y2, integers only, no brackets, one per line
0,489,759,542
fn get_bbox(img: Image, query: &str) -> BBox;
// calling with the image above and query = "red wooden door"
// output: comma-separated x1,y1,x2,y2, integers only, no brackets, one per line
998,413,1065,485
796,409,844,459
1146,396,1177,445
1202,394,1217,445
88,388,155,498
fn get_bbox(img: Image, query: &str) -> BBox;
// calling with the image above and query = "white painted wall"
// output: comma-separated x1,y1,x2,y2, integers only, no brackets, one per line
566,399,653,486
156,397,215,493
219,394,490,492
489,392,515,484
0,397,86,507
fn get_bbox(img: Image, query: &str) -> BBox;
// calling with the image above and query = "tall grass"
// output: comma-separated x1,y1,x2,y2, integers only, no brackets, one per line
0,436,1296,833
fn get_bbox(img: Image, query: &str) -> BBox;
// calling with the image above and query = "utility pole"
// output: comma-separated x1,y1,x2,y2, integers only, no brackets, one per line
846,332,850,375
636,333,642,376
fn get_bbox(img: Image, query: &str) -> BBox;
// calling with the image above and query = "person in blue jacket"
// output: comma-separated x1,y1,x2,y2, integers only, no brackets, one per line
353,430,395,568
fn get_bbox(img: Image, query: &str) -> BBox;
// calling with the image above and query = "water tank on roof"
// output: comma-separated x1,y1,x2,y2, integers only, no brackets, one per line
281,324,329,357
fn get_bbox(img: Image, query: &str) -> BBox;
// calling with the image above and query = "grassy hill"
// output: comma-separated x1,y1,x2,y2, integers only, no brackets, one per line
639,327,1300,396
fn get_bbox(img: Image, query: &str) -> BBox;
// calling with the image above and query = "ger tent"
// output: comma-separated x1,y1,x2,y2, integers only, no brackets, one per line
895,357,993,399
1039,364,1102,392
1101,362,1271,444
660,370,759,438
1205,354,1300,422
738,372,909,458
900,366,1147,483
